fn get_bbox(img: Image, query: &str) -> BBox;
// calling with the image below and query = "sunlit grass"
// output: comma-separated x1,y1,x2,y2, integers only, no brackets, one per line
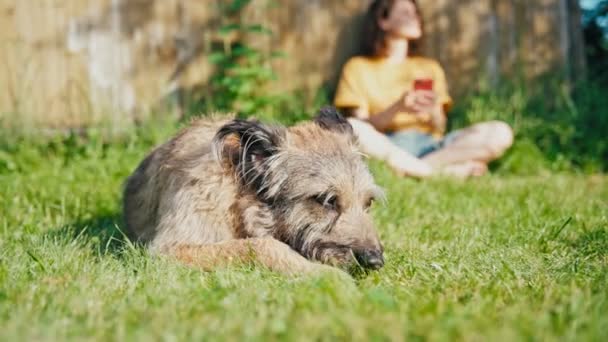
0,118,606,340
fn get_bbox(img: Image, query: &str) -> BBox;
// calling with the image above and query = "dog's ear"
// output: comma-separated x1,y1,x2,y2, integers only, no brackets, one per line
314,106,354,135
213,119,285,188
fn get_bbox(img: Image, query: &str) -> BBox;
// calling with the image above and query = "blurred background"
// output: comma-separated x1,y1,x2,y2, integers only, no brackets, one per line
0,0,607,171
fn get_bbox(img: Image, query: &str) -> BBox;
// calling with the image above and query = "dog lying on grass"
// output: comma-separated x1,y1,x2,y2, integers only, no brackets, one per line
123,107,384,276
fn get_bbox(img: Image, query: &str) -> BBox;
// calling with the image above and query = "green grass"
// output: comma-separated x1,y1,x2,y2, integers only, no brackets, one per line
0,118,606,341
448,78,608,173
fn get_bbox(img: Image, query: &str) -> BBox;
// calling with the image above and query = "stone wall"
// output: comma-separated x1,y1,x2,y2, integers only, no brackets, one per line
0,0,586,127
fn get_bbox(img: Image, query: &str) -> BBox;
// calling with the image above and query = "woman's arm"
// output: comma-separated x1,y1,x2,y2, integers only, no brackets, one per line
354,97,404,132
351,90,438,132
345,90,448,179
429,105,447,135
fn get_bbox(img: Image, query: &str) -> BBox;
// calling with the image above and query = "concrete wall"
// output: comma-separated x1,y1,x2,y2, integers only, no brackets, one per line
0,0,586,127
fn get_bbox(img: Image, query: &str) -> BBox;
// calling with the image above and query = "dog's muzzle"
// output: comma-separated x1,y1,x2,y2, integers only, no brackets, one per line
354,249,384,270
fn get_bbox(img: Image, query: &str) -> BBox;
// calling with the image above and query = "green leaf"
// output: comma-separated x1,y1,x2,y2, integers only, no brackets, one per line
218,23,241,36
208,52,227,64
244,24,273,35
226,0,252,14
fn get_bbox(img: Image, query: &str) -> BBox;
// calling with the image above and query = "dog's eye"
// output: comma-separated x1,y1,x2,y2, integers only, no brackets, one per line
314,194,339,211
364,197,375,210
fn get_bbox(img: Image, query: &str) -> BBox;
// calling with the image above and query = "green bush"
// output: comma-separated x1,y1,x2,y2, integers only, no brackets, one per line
449,78,608,173
199,0,284,120
4,78,605,176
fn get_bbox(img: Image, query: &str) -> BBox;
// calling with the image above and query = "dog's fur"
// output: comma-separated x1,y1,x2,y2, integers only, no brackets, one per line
123,107,385,275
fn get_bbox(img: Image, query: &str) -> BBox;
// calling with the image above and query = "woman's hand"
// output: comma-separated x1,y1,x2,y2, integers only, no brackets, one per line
402,90,446,133
402,90,437,114
353,89,442,133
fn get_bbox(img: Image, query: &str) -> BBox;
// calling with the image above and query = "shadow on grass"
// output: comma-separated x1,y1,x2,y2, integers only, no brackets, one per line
550,227,608,279
568,228,608,259
46,213,382,281
46,212,137,258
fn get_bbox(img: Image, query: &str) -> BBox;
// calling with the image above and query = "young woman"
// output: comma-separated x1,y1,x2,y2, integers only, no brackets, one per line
334,0,514,178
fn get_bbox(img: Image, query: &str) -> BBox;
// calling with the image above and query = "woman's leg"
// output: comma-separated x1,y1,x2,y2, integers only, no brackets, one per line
347,118,434,178
422,121,514,168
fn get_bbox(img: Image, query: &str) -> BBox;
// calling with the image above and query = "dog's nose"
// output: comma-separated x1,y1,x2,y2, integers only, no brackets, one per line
355,249,384,270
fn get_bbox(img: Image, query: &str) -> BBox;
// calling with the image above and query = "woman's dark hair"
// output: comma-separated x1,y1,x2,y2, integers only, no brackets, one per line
360,0,423,57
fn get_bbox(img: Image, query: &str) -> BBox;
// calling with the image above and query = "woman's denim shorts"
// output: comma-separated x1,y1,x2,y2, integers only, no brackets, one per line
387,129,463,157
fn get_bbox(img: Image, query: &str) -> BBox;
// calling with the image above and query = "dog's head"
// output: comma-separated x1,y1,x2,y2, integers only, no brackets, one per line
213,106,385,271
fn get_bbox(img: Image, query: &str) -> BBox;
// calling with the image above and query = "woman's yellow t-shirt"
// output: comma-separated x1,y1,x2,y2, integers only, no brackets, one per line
334,56,453,136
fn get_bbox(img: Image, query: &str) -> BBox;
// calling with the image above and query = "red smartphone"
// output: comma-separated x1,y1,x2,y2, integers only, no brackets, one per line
414,78,434,91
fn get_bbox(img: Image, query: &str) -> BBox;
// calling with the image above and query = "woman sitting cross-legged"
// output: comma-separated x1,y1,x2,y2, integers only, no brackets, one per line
334,0,514,179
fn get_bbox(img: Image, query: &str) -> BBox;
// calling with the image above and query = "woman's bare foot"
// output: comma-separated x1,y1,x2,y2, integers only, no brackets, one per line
439,161,488,179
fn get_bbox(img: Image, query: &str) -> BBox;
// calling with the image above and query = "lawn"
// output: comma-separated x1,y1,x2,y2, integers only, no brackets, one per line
0,119,606,341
